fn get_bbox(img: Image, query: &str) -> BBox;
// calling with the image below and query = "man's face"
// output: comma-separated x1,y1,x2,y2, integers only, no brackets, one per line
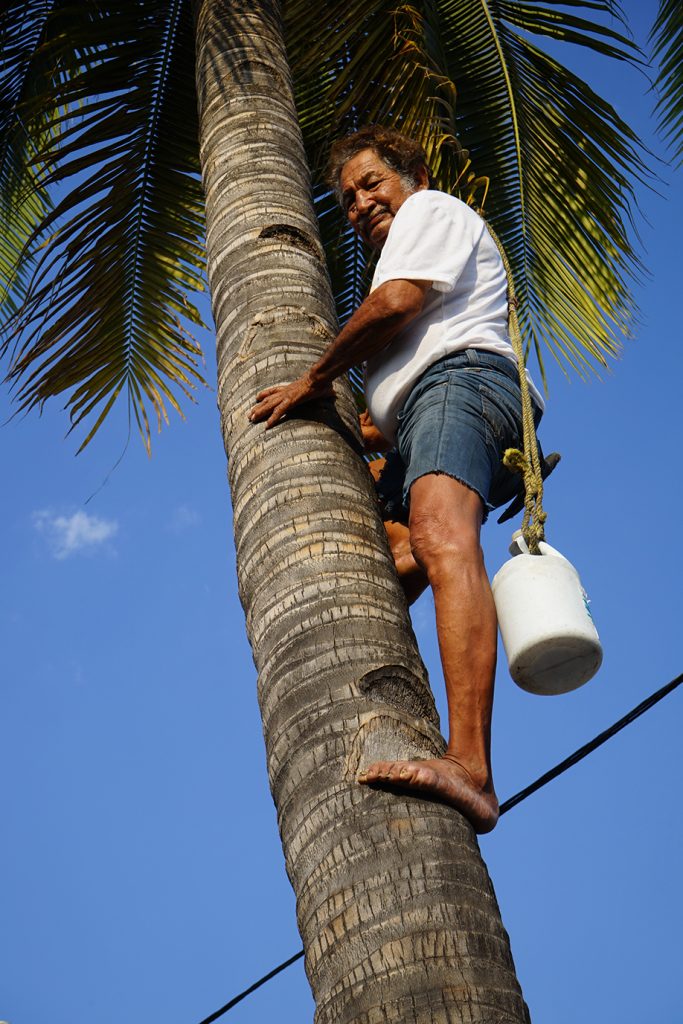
339,148,426,250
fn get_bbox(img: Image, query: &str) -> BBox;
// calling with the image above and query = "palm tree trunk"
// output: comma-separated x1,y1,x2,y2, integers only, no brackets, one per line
194,1,530,1020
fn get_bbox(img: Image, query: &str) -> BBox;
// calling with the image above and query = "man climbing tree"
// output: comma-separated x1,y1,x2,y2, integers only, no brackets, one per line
249,126,548,834
2,0,660,1018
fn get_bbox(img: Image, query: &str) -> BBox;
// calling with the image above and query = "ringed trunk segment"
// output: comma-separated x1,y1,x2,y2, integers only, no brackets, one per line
194,1,529,1020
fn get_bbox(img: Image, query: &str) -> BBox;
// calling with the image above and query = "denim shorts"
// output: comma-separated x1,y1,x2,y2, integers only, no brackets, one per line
375,349,542,524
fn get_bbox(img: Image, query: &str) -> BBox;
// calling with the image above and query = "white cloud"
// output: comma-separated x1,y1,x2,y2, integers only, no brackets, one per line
33,509,119,560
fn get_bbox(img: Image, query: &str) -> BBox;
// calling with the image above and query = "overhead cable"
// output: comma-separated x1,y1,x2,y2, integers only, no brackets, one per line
197,950,305,1024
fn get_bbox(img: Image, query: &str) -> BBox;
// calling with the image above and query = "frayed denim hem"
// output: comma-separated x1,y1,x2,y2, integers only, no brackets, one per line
405,469,489,524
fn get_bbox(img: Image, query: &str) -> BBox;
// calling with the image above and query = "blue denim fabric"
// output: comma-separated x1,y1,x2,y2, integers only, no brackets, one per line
375,349,542,524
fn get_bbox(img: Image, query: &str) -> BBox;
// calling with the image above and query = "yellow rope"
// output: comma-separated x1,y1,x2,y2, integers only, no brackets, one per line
485,222,547,554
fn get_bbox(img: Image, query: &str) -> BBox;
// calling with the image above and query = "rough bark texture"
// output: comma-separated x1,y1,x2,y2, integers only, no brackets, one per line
194,1,530,1020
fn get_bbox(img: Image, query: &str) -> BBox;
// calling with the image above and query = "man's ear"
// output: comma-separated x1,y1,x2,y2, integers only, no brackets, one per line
417,164,430,190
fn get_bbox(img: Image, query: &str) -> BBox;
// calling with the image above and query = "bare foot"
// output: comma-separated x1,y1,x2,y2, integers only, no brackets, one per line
357,755,499,834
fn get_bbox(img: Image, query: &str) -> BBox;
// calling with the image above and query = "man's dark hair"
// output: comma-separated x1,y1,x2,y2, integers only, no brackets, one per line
326,126,435,200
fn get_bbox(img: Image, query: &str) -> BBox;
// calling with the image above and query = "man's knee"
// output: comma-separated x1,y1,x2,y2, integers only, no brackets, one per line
409,508,481,577
409,474,481,556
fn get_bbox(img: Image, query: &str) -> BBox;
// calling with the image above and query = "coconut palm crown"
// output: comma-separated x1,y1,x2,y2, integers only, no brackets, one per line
0,0,658,449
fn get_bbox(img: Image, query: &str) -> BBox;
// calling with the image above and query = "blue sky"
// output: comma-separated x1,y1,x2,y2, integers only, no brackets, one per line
1,3,681,1022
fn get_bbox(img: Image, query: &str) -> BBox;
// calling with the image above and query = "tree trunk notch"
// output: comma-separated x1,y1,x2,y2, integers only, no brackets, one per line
194,0,529,1020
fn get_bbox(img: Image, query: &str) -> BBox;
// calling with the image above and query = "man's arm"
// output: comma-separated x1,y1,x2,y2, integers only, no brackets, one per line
248,278,430,429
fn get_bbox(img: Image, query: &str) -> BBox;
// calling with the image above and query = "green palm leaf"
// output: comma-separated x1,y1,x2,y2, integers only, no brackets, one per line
651,0,683,166
0,0,58,317
1,0,208,451
288,0,648,385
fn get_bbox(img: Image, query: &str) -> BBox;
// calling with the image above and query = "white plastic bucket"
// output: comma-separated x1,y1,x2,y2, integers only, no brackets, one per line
492,532,602,695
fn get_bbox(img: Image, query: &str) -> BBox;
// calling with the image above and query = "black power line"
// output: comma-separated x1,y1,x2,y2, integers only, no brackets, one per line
198,950,305,1024
198,670,682,1024
498,670,682,814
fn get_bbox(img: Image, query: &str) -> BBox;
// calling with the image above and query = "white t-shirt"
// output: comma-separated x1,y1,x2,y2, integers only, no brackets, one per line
364,189,544,442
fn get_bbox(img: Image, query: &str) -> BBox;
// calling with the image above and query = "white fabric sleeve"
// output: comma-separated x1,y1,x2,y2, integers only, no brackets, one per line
377,191,485,293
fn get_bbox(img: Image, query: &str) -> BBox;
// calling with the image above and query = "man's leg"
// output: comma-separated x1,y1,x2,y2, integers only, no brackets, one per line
368,458,428,605
358,472,499,834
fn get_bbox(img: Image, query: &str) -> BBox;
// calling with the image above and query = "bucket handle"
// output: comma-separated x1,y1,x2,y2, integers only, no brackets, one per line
509,530,569,564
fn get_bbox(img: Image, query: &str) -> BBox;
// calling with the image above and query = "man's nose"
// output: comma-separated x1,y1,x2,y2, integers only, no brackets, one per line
355,189,373,213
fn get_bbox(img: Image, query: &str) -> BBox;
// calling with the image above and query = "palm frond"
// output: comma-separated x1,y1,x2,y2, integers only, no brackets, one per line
288,0,476,350
287,0,648,385
0,0,57,317
651,0,683,166
2,0,208,451
442,0,648,380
